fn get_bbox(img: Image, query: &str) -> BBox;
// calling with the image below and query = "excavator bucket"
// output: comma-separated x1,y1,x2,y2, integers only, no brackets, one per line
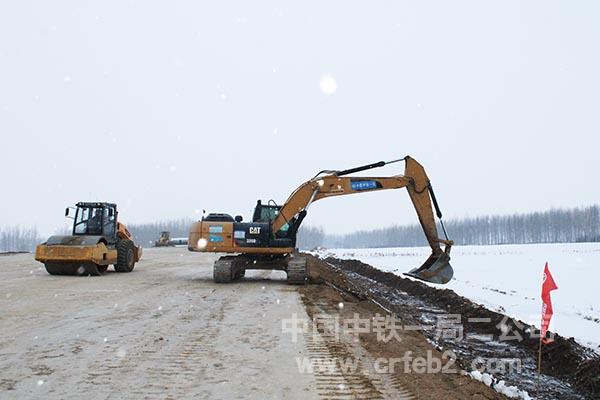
405,251,453,284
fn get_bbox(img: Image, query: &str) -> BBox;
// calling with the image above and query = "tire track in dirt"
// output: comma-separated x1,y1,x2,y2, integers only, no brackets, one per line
301,299,415,400
81,301,230,399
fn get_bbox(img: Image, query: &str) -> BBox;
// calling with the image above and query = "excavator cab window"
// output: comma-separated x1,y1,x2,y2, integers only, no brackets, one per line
253,202,289,233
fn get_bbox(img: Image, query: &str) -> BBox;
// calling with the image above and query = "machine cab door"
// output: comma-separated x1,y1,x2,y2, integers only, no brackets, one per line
74,207,96,235
102,206,117,240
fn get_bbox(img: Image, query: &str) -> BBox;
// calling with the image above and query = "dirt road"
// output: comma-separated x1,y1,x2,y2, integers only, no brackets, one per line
0,248,501,400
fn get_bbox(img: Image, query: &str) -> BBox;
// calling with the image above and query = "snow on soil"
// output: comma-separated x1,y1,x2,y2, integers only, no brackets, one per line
468,370,532,399
324,243,600,350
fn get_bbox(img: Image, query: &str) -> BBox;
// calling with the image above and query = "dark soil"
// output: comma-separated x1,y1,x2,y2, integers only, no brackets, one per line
306,254,600,400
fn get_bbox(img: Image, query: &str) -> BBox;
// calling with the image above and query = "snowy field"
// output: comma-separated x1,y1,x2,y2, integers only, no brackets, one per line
324,243,600,351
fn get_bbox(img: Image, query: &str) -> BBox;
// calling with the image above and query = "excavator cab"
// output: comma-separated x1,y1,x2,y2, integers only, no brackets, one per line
252,201,289,233
252,200,305,241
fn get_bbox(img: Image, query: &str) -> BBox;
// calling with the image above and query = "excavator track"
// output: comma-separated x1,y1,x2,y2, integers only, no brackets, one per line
213,256,246,283
286,256,307,285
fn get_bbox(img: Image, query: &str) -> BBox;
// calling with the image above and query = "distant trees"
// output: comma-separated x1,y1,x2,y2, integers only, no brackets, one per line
322,205,600,249
297,226,326,250
127,218,194,247
2,205,598,252
0,226,42,252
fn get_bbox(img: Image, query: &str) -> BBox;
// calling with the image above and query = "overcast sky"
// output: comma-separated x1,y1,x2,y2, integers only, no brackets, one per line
1,1,599,236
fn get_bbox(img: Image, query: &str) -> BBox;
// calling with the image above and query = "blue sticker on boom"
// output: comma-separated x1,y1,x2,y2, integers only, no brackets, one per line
351,180,379,191
209,235,224,242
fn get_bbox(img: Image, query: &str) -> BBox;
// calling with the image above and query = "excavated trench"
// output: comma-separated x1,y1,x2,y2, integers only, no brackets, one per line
305,255,600,400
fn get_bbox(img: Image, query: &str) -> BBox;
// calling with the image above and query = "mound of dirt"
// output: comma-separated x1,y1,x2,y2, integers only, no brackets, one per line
306,254,600,400
573,358,600,397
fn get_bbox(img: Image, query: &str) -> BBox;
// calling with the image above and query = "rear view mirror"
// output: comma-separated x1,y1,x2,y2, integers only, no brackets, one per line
108,208,114,217
235,215,243,222
65,207,75,219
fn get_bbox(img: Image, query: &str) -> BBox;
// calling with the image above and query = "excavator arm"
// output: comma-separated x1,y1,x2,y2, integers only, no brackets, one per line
272,156,454,284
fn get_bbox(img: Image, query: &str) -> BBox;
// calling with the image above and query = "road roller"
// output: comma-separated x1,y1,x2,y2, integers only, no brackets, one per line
35,202,142,276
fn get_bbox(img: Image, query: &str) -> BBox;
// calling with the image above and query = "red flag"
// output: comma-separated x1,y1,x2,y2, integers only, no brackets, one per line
540,262,558,344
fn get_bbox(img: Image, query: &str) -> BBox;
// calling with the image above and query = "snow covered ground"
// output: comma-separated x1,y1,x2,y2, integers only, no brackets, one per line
324,243,600,351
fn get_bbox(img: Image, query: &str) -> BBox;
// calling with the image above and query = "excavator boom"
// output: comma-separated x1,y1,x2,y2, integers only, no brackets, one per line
271,156,453,284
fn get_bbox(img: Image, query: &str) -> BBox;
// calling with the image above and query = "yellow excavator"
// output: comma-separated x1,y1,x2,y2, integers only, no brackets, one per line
188,156,453,284
35,202,142,276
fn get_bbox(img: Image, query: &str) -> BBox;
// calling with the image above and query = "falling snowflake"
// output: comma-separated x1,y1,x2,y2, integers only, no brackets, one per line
103,337,108,343
338,302,344,309
276,299,280,305
319,74,337,95
37,380,44,386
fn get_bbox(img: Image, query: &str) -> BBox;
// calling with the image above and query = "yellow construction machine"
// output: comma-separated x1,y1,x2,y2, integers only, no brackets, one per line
154,231,175,247
188,156,453,285
35,202,142,275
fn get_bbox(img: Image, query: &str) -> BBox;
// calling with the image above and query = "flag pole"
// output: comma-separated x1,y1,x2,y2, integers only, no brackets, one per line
536,335,542,396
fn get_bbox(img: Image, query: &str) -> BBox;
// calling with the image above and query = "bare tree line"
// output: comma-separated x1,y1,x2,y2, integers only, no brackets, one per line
2,205,598,252
0,226,42,252
127,218,194,246
297,226,326,250
321,205,600,249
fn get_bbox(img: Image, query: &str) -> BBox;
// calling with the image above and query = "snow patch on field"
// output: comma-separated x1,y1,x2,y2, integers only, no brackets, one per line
469,370,531,399
325,243,600,350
